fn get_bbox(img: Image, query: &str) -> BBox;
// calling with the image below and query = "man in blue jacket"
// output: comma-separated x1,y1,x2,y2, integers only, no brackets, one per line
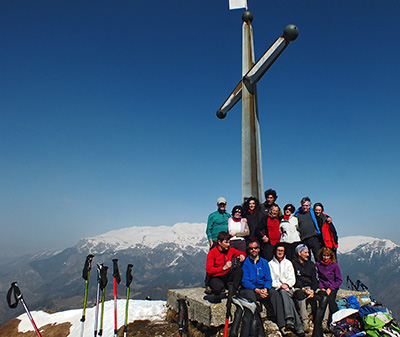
241,240,287,333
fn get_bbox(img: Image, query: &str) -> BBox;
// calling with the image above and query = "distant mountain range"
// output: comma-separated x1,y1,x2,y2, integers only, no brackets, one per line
0,223,399,326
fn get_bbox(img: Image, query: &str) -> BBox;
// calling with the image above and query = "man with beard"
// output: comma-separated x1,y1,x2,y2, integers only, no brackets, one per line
240,240,286,333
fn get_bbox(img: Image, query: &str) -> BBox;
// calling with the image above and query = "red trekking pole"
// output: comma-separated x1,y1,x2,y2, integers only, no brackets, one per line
112,259,121,337
7,282,43,337
223,282,235,337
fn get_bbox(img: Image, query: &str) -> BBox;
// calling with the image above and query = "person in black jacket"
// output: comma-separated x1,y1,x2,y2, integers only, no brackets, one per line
242,197,267,242
292,244,330,337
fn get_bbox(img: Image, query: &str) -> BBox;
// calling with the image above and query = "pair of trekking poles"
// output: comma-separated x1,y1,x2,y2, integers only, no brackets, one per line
6,255,133,337
80,255,134,337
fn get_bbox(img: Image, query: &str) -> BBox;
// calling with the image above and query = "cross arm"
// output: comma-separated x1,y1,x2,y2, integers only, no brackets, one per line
216,24,298,119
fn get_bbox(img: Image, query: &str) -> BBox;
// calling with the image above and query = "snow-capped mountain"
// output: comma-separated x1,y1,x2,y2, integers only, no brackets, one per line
77,222,208,254
338,235,399,255
337,236,400,319
1,224,399,328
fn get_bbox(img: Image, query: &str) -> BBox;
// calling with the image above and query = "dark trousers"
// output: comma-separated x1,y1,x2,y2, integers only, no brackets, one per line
240,287,285,329
302,236,321,261
208,267,243,295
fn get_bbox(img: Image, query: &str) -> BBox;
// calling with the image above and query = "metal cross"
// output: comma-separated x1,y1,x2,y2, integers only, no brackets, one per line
216,11,298,202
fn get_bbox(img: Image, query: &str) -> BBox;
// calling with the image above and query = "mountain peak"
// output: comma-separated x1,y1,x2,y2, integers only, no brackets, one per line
77,222,208,254
338,235,398,254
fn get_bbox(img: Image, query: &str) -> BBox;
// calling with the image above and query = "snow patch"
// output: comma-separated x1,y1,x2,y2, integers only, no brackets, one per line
17,299,167,337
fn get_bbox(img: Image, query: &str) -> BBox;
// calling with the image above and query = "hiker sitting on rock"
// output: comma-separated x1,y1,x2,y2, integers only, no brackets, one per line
315,247,342,332
292,244,322,335
269,242,305,336
205,231,246,303
240,239,287,334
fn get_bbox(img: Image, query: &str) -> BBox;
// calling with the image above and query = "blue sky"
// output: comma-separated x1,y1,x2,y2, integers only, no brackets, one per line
1,0,399,256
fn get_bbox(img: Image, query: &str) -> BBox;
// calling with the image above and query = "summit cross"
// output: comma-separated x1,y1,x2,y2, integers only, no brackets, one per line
216,10,298,202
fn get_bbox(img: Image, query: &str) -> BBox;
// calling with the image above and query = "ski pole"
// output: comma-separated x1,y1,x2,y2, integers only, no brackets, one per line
80,254,94,337
112,259,121,337
6,282,43,337
223,282,235,337
123,264,134,337
94,264,103,337
98,264,108,336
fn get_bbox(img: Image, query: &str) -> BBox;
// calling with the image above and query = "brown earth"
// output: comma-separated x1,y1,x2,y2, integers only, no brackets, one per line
0,318,182,337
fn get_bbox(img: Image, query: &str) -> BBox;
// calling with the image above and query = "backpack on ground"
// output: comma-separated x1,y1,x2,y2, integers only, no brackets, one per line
358,303,391,318
363,311,400,337
332,311,364,337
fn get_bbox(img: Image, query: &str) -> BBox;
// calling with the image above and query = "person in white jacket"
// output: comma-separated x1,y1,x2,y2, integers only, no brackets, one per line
269,242,304,336
280,204,301,261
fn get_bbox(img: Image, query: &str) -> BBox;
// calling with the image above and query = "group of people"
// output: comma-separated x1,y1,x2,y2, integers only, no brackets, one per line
205,190,342,337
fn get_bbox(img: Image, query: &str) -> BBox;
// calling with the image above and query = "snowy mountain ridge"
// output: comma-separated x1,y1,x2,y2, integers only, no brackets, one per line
77,221,398,256
77,222,208,254
338,235,398,254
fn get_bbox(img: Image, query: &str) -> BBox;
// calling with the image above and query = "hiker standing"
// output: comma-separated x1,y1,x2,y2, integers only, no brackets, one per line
206,197,230,248
313,203,338,253
260,188,282,217
295,197,321,260
280,204,301,261
228,205,249,253
242,197,267,240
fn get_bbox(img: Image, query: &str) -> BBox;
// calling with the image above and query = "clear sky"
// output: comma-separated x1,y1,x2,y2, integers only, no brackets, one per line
1,0,399,256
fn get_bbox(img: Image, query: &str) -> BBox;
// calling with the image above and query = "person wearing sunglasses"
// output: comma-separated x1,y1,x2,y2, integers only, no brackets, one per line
241,240,286,334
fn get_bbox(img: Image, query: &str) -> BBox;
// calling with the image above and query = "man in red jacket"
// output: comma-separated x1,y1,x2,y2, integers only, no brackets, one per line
206,231,246,302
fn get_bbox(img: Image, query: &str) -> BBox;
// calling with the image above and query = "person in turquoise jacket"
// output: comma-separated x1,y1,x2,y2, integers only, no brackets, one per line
206,197,231,248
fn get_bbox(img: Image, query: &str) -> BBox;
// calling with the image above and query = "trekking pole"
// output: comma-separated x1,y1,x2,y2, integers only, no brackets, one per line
177,299,188,337
223,282,235,337
123,264,134,337
94,264,103,337
346,275,357,290
6,282,43,337
80,254,94,337
98,264,109,336
112,259,121,337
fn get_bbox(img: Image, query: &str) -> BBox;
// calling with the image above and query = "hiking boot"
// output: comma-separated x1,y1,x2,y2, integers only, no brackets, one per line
322,320,330,333
280,327,291,336
204,286,212,294
285,318,295,331
302,320,311,333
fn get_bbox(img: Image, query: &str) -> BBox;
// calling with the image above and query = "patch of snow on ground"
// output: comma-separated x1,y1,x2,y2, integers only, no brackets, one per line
17,299,167,337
